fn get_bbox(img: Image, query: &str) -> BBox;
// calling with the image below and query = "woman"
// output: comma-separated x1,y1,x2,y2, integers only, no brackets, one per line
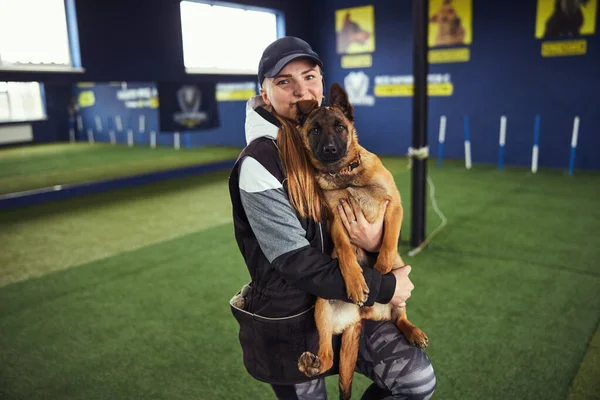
229,36,436,400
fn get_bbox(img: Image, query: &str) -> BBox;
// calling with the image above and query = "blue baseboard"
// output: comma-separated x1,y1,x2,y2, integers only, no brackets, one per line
0,159,236,211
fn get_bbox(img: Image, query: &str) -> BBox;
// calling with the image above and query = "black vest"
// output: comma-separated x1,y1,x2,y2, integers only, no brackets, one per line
228,137,340,384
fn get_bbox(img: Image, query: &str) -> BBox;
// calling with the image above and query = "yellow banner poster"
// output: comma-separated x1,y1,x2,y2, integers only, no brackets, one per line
374,74,454,97
535,0,597,57
535,0,597,38
335,5,375,55
428,0,472,47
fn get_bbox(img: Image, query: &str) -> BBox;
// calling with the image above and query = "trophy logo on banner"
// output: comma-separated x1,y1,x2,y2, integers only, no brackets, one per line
344,71,375,106
174,85,208,128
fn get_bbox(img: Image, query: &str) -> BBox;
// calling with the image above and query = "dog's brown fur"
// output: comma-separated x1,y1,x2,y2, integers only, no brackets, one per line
291,83,428,400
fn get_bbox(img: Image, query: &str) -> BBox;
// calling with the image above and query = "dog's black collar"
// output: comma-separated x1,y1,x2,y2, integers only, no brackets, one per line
348,155,360,172
326,153,361,176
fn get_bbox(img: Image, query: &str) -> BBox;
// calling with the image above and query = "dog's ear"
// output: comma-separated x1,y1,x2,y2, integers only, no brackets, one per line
295,100,319,126
328,82,354,122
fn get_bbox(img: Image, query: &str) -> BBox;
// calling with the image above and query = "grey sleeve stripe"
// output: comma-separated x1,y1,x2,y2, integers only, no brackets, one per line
240,184,309,263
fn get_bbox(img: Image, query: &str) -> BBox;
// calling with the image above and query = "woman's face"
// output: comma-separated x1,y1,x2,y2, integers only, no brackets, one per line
260,58,324,121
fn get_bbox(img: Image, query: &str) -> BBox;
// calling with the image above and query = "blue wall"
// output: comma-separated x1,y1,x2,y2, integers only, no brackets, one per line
313,0,600,170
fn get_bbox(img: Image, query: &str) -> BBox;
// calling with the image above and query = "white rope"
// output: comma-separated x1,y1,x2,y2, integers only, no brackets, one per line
404,146,448,256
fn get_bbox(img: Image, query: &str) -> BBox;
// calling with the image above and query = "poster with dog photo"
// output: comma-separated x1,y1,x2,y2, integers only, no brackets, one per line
535,0,597,38
428,0,472,47
335,5,375,54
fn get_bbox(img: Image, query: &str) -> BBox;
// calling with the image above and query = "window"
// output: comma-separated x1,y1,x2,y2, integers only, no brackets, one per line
0,0,81,71
0,82,46,123
180,1,282,74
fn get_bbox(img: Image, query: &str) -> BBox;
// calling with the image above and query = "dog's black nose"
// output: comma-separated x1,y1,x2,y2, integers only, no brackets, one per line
323,145,338,155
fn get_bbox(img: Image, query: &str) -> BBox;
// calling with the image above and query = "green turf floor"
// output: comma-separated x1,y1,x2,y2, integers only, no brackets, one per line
1,159,599,399
0,143,241,195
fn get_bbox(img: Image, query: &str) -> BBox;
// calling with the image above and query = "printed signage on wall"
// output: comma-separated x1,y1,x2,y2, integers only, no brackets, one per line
215,82,257,102
115,84,159,109
157,82,219,132
428,0,472,63
336,5,375,69
343,71,375,106
374,73,454,97
535,0,597,57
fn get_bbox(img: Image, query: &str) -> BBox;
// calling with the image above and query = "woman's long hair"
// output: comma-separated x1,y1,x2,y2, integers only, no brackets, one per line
271,110,324,222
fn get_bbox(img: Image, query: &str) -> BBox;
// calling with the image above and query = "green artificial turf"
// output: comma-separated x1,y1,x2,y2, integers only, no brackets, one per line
0,143,241,195
1,158,599,400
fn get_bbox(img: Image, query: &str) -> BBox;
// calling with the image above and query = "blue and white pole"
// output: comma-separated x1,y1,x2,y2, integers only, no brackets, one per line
174,131,181,150
87,128,94,144
568,116,580,176
126,116,133,147
94,116,103,143
139,115,146,145
437,115,446,167
185,132,192,149
108,116,116,145
531,115,540,174
76,115,83,142
464,116,472,170
115,115,123,145
498,116,507,171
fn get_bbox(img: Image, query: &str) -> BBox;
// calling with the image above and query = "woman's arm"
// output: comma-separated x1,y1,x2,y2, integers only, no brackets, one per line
239,156,395,306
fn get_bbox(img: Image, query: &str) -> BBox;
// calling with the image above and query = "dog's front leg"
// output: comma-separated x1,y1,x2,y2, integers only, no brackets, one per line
374,200,404,274
298,298,335,377
331,213,370,306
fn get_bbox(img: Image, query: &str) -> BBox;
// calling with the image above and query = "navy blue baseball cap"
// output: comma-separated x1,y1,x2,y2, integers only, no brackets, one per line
258,36,323,86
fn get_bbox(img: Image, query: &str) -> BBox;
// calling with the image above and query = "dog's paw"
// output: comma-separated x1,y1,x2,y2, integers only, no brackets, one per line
346,275,370,307
374,253,395,274
407,328,429,349
298,352,322,377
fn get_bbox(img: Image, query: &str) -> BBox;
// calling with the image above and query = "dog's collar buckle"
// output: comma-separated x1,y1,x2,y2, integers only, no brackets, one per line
347,154,361,172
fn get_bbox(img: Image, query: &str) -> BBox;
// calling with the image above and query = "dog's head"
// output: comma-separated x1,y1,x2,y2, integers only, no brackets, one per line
295,82,359,174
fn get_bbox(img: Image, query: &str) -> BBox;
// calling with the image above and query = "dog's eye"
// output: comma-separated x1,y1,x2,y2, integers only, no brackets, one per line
336,125,345,132
310,127,319,135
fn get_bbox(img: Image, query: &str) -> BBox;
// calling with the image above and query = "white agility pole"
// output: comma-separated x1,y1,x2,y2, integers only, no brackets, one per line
94,115,102,132
115,115,123,132
76,116,83,141
437,115,446,167
87,128,94,144
150,131,156,149
69,127,75,143
127,129,134,147
464,116,472,170
531,115,540,174
498,116,507,171
139,115,145,134
568,116,580,176
174,132,181,150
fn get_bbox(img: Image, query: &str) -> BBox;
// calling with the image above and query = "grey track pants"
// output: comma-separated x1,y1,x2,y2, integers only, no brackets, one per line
270,320,436,400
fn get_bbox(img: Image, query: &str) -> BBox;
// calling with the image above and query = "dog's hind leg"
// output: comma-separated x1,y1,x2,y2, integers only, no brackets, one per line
338,320,362,400
396,307,429,349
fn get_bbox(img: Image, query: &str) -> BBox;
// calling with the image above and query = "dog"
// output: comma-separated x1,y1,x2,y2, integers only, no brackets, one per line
291,83,428,400
544,0,591,38
337,12,371,53
429,0,466,46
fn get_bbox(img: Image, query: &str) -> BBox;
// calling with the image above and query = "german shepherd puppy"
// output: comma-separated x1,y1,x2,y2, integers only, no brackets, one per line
295,83,428,400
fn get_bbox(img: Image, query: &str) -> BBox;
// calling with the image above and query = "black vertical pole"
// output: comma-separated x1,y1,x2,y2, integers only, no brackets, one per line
411,0,428,248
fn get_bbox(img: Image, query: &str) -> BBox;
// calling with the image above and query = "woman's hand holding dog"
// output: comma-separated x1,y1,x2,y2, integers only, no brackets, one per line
390,265,414,308
337,198,390,253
